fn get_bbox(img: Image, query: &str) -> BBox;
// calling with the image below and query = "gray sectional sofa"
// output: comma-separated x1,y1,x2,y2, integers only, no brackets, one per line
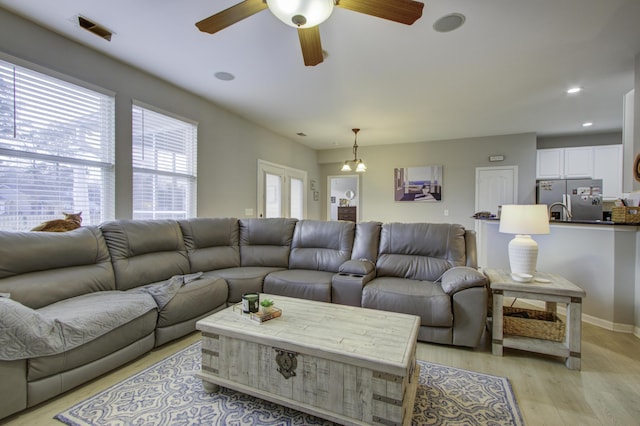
0,217,487,420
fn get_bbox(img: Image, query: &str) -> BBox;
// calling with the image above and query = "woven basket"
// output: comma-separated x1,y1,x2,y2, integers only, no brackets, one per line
612,206,640,224
503,307,565,342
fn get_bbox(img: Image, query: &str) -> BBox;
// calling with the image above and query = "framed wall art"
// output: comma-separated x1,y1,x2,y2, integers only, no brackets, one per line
394,165,443,202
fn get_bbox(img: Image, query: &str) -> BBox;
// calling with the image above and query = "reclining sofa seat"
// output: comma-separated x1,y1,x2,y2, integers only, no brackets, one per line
361,222,487,347
100,219,228,346
179,217,296,303
264,219,356,302
0,227,158,418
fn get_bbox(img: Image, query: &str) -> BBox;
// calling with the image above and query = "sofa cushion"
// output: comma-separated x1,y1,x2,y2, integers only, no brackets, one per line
263,270,333,302
101,220,190,291
239,218,296,267
289,220,355,272
179,218,240,271
376,223,467,282
0,291,157,361
362,278,453,327
153,275,228,328
206,267,285,303
351,221,382,262
0,227,115,309
27,310,157,381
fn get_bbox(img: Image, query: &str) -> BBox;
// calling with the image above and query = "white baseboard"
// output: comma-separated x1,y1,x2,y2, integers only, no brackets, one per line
507,297,638,336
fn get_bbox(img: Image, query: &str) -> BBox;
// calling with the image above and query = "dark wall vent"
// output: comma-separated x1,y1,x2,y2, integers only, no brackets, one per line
78,16,112,41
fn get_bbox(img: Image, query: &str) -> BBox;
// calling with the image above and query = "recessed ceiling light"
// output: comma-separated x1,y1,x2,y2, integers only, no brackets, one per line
433,13,466,33
582,122,593,127
567,87,582,94
214,72,235,81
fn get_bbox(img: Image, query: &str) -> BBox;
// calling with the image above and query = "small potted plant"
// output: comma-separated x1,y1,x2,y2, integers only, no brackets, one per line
260,297,275,314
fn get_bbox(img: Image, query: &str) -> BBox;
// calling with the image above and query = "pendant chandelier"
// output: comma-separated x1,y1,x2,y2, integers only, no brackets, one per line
340,128,367,173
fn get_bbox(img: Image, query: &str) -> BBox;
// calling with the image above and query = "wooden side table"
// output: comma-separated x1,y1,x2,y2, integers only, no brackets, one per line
484,269,586,370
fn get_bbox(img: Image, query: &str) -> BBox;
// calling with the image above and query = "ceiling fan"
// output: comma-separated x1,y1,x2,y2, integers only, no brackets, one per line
196,0,424,66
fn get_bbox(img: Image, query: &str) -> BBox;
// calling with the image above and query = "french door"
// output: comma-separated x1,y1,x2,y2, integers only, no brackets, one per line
257,160,307,219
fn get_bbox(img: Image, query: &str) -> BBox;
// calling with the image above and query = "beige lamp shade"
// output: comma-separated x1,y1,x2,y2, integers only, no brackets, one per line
499,204,550,276
499,204,550,235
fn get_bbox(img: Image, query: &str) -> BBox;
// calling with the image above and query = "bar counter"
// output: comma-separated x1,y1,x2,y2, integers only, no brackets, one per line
478,219,639,334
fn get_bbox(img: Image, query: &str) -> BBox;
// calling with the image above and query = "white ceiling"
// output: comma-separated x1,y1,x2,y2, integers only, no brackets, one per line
2,0,640,150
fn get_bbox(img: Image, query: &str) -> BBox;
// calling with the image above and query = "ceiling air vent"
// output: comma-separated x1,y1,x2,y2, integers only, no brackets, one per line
77,15,112,41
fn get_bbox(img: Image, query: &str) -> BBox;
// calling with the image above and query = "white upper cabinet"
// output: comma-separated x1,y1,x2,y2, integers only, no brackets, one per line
593,145,623,199
536,148,564,179
536,147,593,179
537,145,623,199
563,147,594,178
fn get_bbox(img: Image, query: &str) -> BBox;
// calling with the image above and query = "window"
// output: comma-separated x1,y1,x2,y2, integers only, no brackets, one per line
132,103,197,220
0,56,115,231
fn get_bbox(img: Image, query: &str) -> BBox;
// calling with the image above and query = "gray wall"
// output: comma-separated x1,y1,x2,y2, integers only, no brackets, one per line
318,133,537,230
537,131,622,149
0,8,321,221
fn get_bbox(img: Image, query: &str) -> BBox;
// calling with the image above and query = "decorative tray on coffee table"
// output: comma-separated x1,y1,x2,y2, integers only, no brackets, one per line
232,302,282,323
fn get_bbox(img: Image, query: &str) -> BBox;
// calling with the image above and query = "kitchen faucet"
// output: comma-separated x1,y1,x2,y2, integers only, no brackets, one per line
548,202,573,220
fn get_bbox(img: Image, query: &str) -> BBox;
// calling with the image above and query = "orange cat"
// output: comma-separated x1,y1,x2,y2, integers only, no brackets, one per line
31,212,83,232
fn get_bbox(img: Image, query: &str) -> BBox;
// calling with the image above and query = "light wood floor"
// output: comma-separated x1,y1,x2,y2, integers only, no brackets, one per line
2,312,639,426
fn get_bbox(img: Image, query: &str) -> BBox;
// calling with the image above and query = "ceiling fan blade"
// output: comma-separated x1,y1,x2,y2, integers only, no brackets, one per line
298,27,324,67
336,0,424,25
196,0,268,34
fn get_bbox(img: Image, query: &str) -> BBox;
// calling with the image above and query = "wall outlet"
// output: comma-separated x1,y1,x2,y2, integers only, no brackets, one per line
244,208,254,216
444,209,449,216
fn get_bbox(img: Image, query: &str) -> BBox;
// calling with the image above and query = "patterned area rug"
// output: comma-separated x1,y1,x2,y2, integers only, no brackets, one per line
55,342,524,426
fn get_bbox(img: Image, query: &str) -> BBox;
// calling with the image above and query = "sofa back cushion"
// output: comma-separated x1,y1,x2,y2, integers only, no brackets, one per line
239,218,296,267
289,220,355,272
352,221,382,262
101,220,190,291
376,223,467,281
179,218,240,271
0,227,115,309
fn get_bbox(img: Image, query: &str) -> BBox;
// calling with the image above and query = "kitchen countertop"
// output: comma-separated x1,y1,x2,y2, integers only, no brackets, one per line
477,218,638,226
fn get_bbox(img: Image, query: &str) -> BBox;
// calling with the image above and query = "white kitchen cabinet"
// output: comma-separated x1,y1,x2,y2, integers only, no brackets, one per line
563,147,594,178
537,147,593,179
536,148,564,179
537,145,623,199
593,145,623,199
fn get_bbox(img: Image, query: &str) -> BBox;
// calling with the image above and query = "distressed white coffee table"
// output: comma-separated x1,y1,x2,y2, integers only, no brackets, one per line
197,294,420,426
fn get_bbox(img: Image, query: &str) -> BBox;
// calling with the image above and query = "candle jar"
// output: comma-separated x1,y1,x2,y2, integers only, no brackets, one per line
242,293,259,314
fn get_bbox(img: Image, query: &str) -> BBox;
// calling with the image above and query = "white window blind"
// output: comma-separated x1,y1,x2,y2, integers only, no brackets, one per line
132,104,197,220
0,58,115,231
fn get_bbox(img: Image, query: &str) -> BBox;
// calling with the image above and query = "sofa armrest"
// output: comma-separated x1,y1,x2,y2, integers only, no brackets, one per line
339,259,375,276
440,266,488,295
332,262,376,307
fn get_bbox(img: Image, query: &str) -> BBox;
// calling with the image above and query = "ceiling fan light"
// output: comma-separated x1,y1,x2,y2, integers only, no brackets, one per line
355,161,367,173
266,0,334,28
341,161,352,172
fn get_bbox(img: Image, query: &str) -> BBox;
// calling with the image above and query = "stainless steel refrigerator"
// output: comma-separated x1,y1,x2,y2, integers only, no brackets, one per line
536,179,603,221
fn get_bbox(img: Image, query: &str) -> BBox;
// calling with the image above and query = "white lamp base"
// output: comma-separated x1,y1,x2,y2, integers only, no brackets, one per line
508,234,538,275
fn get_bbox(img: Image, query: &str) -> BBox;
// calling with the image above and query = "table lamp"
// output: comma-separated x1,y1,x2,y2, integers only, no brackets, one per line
499,204,550,276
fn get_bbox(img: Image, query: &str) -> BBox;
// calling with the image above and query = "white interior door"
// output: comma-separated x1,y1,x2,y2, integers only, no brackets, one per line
475,165,518,268
475,166,518,215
